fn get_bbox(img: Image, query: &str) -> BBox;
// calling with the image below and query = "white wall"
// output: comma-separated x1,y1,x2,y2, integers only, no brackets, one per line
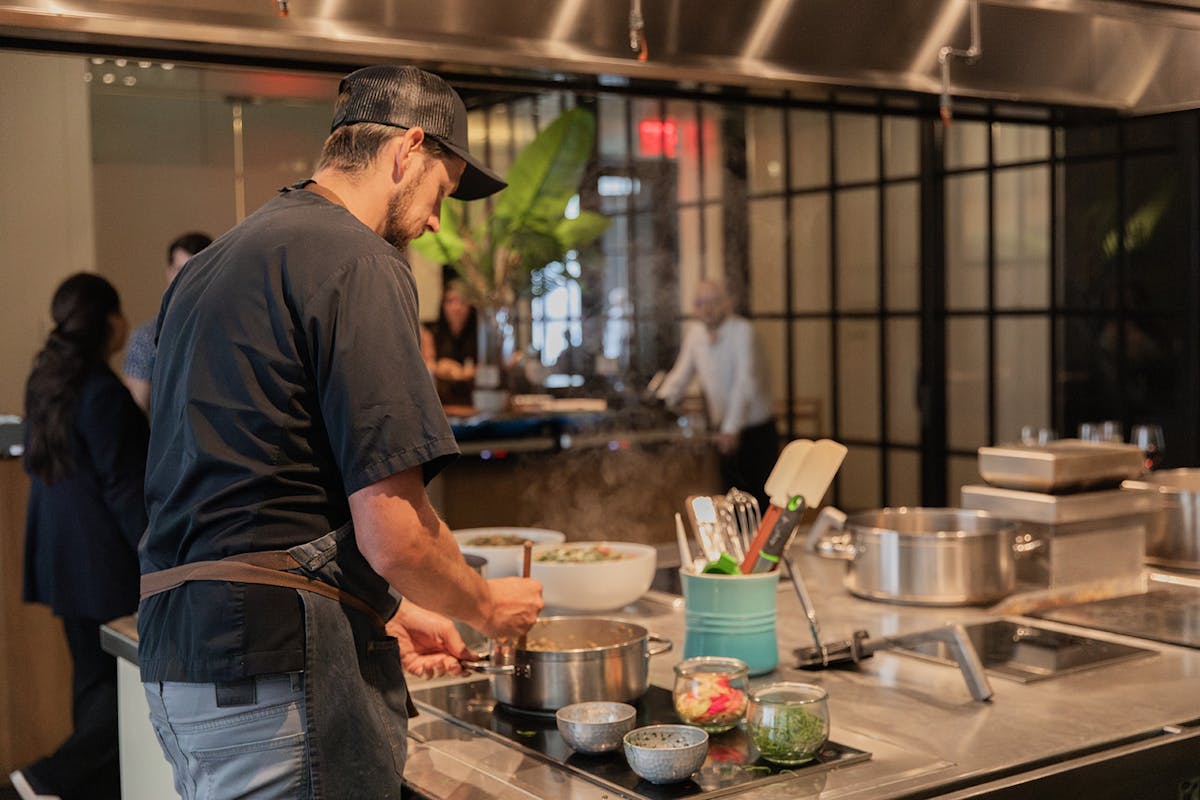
0,52,97,413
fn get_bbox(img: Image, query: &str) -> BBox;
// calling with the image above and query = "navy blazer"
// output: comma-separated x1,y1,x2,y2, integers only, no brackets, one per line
23,365,149,620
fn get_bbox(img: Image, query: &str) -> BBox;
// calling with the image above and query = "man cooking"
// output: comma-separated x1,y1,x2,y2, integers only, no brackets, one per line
137,65,543,799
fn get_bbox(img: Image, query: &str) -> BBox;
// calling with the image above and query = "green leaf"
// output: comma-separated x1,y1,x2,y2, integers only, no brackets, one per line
509,227,564,273
494,108,596,231
554,211,610,251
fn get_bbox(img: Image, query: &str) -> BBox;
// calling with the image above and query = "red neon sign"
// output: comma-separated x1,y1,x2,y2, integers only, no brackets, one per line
638,118,679,158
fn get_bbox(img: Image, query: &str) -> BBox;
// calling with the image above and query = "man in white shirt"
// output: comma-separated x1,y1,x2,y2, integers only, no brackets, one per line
657,279,778,507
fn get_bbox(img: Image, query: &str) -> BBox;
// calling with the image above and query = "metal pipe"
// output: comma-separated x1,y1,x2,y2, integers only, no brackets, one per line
938,0,983,125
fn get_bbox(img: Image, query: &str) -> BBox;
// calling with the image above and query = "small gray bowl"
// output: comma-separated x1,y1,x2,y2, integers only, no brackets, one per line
556,702,638,754
623,724,709,784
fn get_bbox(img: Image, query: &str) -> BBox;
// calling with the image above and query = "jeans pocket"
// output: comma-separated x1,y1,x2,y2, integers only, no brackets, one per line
363,636,410,776
193,730,309,800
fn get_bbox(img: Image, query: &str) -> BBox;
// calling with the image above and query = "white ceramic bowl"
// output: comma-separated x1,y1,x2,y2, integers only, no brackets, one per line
530,541,657,611
454,528,566,578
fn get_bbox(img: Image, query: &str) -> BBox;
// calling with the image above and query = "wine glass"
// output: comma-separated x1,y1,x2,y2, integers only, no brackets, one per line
1131,424,1165,471
1077,422,1100,443
1100,420,1124,444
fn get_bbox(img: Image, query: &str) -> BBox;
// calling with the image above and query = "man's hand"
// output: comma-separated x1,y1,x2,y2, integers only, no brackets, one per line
388,602,476,678
480,577,544,640
714,431,738,455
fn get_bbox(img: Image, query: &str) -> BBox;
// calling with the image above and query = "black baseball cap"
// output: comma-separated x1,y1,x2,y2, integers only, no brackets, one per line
330,65,506,201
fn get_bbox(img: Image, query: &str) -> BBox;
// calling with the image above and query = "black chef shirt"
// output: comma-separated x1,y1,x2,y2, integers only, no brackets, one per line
138,186,459,682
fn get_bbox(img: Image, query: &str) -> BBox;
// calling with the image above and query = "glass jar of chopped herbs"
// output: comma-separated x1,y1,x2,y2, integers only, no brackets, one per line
745,682,829,765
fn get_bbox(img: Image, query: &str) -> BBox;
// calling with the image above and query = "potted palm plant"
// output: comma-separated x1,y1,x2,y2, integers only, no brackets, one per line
412,107,610,409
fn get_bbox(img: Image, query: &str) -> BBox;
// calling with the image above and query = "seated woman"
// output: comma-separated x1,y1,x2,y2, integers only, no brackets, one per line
421,279,478,408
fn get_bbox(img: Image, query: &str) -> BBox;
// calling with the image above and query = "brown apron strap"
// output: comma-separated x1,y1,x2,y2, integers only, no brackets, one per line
140,553,389,631
302,181,349,210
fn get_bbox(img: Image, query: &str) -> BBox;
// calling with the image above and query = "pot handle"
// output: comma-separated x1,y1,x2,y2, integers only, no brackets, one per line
646,634,674,658
805,506,856,560
459,658,517,675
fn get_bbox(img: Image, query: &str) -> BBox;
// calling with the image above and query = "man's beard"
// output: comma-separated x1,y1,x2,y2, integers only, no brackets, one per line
381,165,425,250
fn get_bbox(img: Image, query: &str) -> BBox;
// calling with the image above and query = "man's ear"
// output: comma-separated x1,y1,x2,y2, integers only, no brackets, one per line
392,127,426,182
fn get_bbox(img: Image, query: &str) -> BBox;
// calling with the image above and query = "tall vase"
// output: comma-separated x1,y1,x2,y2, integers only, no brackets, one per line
473,304,513,415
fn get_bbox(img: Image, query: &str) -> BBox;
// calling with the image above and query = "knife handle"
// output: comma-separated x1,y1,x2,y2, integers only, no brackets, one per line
746,501,806,573
740,503,782,573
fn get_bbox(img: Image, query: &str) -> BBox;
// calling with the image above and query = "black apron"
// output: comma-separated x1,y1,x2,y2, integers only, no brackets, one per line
141,522,415,800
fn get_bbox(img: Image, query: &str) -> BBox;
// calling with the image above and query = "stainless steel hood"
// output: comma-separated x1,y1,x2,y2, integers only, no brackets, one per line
2,0,1200,115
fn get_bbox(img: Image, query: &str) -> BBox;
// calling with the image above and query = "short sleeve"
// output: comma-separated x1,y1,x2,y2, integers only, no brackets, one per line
123,320,156,381
304,254,459,494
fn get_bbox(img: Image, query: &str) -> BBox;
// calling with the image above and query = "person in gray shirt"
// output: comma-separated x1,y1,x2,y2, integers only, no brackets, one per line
121,231,211,413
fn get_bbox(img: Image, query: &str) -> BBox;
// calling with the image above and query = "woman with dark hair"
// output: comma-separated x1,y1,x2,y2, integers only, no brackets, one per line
421,279,479,408
11,272,147,800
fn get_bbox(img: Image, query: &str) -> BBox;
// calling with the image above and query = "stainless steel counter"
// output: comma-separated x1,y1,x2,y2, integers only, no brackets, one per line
402,551,1200,799
101,552,1200,798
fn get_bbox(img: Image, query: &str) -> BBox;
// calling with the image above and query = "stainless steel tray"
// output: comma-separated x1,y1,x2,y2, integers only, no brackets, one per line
961,484,1159,525
977,439,1145,492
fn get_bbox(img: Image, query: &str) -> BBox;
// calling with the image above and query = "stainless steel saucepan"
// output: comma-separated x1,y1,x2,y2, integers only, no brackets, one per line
465,616,673,711
807,507,1024,606
1123,469,1200,571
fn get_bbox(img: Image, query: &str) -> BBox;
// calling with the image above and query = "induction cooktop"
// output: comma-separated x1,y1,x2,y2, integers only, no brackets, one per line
410,679,870,800
893,619,1156,683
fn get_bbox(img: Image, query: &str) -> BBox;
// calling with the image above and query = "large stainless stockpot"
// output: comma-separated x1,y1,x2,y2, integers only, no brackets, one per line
1123,469,1200,571
469,617,673,711
807,507,1022,606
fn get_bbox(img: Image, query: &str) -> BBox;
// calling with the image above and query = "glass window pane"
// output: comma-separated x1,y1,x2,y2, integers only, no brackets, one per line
241,99,330,212
510,97,537,154
678,207,702,314
789,109,830,189
836,188,879,311
885,182,920,311
993,122,1049,164
754,320,787,425
91,73,237,327
704,203,725,281
947,317,988,451
1059,160,1118,310
834,113,878,184
838,319,880,440
597,93,628,161
537,92,567,128
1060,122,1117,158
487,103,512,178
996,317,1051,446
701,102,725,201
946,173,988,310
792,320,830,437
995,166,1049,309
947,455,982,506
888,449,921,507
749,198,786,314
945,120,987,170
468,109,487,157
1126,153,1190,314
665,99,699,203
837,445,881,511
886,318,920,445
883,117,920,179
748,106,785,194
791,194,830,313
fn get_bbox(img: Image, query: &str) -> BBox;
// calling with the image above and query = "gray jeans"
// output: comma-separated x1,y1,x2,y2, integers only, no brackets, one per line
144,674,310,800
